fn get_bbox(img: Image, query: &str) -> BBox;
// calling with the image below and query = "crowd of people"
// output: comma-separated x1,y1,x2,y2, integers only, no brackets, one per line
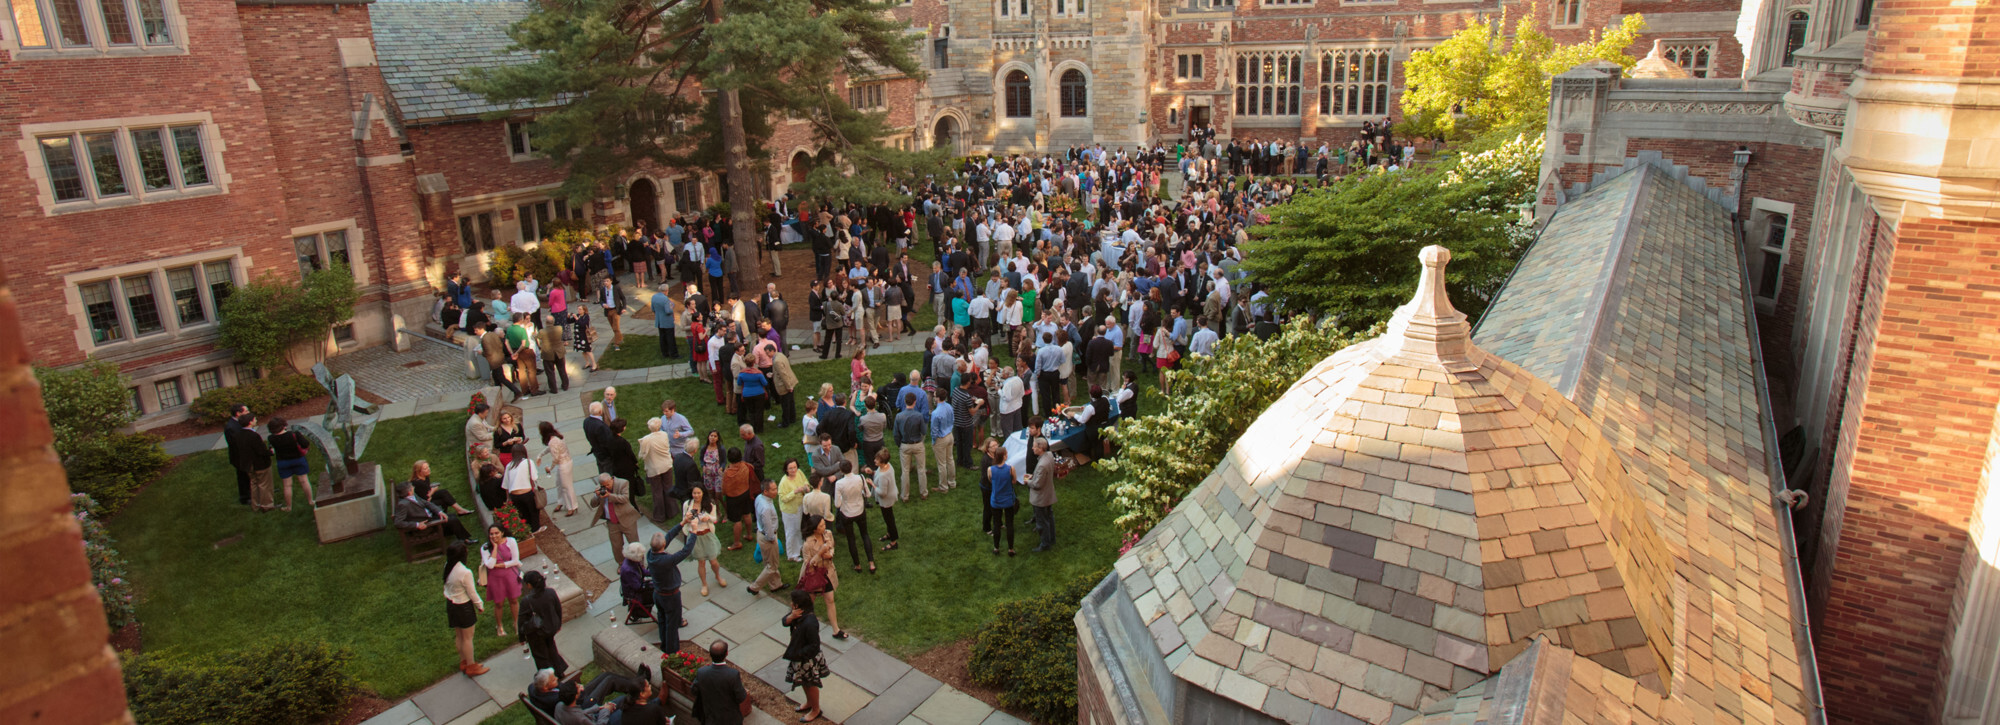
398,134,1361,722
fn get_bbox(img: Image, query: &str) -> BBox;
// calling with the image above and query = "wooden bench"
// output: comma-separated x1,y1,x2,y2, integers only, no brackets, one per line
398,525,446,562
516,671,583,725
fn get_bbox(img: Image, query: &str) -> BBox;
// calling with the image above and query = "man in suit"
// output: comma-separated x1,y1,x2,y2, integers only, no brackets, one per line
598,275,628,350
690,640,751,725
221,404,251,505
646,526,700,653
394,481,470,541
590,474,641,557
583,402,611,473
636,419,676,522
234,413,275,511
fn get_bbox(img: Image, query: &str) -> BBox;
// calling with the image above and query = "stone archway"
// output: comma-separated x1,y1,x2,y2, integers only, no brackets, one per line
790,151,814,185
933,115,961,154
628,178,659,233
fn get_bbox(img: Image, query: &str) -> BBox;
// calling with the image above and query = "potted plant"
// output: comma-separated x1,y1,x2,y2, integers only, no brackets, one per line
495,501,539,557
659,649,707,696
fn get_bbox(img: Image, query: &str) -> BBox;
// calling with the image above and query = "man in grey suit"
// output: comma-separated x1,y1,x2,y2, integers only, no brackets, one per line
394,481,470,541
590,474,641,557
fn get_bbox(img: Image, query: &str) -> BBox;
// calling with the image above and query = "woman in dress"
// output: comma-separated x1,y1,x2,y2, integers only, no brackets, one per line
494,412,525,466
988,438,1019,556
849,348,871,390
783,588,829,723
504,444,543,533
700,429,726,500
536,421,576,515
481,524,521,637
683,486,728,596
571,308,598,373
1152,321,1175,396
443,541,489,676
797,515,846,639
266,417,314,512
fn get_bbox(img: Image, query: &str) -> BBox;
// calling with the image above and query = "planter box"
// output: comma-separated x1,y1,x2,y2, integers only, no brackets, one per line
314,463,387,544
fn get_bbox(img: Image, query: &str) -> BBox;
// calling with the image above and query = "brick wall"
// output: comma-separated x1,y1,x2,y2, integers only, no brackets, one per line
0,0,294,376
0,259,133,725
238,3,433,316
1817,215,2000,724
1864,0,2000,80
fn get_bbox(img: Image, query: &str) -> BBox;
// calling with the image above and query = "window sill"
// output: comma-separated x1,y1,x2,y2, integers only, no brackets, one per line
86,327,222,362
1230,117,1304,127
8,44,188,60
47,185,225,216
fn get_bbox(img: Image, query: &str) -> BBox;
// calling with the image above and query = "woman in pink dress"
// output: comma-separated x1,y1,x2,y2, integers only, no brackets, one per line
481,524,522,637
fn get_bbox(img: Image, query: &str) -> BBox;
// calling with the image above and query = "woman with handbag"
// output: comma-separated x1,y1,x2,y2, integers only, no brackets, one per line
783,588,829,723
572,309,598,373
796,515,847,639
504,444,544,533
480,524,521,637
266,417,314,512
518,569,567,677
442,541,489,676
1152,321,1176,397
537,422,577,515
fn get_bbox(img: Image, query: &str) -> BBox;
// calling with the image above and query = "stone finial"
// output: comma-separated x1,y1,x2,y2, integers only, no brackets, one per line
1385,245,1474,367
1630,41,1692,80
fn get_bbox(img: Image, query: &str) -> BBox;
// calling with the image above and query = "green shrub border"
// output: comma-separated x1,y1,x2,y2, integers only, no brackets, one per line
124,639,359,725
190,374,327,424
968,569,1108,724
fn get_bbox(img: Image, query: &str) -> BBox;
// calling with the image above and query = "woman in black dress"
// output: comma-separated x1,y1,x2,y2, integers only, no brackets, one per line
476,463,508,513
784,589,828,722
494,412,526,466
603,418,643,498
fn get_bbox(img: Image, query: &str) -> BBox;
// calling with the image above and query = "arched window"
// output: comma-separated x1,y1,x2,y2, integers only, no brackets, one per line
1783,11,1809,66
1004,70,1032,117
1059,69,1088,117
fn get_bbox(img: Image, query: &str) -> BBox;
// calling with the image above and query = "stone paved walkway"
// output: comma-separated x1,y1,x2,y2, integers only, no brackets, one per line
353,414,1024,725
154,277,991,724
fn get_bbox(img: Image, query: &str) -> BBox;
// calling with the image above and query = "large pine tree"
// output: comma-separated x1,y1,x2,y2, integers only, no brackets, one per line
458,0,952,250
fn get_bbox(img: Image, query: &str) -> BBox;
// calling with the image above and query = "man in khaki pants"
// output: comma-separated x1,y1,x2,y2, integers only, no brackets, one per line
894,393,930,499
748,480,786,594
930,397,956,492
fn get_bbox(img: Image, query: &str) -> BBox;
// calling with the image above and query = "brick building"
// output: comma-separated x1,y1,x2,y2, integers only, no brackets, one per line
1534,0,2000,718
905,0,1749,154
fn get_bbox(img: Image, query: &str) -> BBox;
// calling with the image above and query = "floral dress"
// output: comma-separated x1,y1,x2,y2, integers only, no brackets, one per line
701,445,724,497
571,313,593,353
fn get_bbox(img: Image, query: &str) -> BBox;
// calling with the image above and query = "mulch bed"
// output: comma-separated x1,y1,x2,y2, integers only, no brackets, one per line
336,694,394,725
906,638,1010,713
532,512,612,599
108,622,142,653
146,388,393,442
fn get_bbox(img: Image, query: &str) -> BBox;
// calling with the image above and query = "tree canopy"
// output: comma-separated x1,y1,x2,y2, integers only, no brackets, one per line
1400,13,1645,144
1238,134,1541,330
218,267,360,372
458,0,953,214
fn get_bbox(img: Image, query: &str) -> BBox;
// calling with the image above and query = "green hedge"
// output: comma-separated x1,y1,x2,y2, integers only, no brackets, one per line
65,431,171,513
124,640,358,725
969,570,1106,724
190,374,326,424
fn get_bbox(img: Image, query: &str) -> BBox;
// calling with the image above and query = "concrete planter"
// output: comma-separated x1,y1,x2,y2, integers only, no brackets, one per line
313,462,387,544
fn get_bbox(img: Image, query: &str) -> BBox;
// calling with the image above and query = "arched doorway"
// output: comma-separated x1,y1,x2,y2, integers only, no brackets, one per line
932,116,959,154
790,151,814,186
628,178,659,232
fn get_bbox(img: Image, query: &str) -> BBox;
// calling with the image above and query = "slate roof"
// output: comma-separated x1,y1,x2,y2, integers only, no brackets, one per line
1089,163,1814,725
370,0,544,124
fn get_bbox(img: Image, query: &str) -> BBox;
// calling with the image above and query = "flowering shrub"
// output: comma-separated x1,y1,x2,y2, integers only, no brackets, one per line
1100,320,1367,537
660,649,707,682
494,500,535,540
73,494,138,630
466,391,489,416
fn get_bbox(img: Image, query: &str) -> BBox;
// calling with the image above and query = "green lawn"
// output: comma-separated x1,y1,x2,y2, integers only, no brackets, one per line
109,412,521,699
606,350,1134,656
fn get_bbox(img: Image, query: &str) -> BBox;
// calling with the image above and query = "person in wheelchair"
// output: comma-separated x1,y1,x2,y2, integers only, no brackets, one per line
618,542,656,625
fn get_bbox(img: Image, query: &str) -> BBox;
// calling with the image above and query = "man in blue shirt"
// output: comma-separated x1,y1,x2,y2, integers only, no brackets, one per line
1033,333,1066,416
929,399,956,492
650,283,679,359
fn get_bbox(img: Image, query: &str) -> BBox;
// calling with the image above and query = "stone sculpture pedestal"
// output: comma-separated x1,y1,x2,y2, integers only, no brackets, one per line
313,462,387,544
